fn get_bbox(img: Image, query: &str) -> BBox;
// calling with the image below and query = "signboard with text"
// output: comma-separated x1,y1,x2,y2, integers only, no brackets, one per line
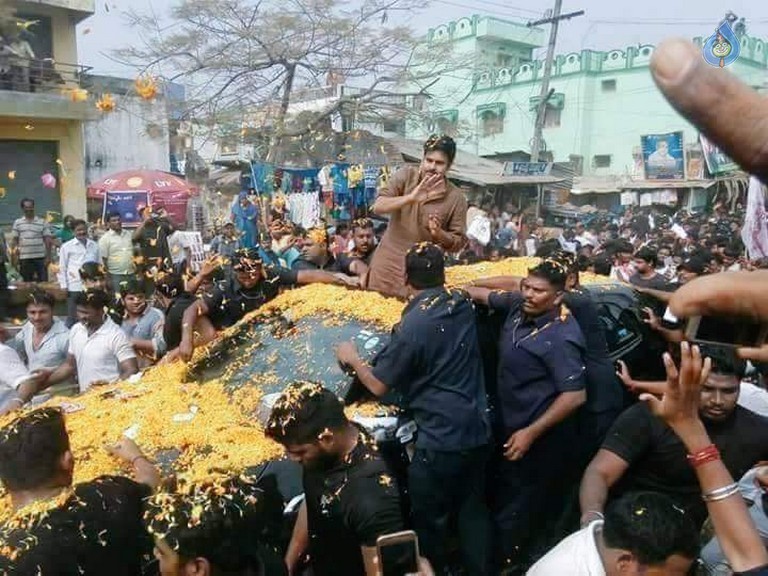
503,162,553,176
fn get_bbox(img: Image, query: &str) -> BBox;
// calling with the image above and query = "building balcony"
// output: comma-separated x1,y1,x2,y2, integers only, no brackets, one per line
18,0,95,21
0,58,98,121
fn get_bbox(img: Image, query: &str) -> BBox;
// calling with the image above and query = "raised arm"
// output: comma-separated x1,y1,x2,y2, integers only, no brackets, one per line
644,342,768,572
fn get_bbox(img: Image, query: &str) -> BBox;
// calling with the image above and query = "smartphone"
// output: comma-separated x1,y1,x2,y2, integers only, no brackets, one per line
377,530,419,576
685,315,768,348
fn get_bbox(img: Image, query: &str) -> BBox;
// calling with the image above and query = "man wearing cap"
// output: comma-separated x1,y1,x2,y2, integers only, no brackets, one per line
336,242,492,575
175,248,356,361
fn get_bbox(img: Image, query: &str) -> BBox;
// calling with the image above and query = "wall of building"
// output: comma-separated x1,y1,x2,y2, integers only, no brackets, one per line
84,96,170,185
407,16,768,177
0,118,87,218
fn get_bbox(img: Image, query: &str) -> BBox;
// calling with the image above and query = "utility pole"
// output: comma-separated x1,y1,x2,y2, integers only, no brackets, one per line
528,1,584,163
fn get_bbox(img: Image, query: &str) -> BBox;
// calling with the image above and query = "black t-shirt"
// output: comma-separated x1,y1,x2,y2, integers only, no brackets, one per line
629,272,673,291
303,433,405,576
291,255,339,272
0,476,153,575
337,250,374,276
136,220,173,262
203,266,298,328
164,293,197,351
603,403,768,525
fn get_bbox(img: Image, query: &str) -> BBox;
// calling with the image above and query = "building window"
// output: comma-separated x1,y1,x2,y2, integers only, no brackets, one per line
381,118,406,136
543,106,561,128
593,154,612,168
480,111,504,136
569,154,584,176
436,117,457,136
601,79,617,92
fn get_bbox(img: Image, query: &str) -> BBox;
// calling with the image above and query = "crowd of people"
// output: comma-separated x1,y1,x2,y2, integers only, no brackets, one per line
0,37,767,576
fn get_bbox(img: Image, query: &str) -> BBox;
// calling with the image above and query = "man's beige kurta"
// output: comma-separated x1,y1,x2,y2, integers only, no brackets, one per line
366,165,468,297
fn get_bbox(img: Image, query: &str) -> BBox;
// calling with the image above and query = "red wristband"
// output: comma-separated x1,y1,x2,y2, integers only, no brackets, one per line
687,444,720,468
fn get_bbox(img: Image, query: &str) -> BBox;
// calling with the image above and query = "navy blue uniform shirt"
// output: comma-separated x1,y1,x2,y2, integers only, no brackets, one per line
372,287,491,451
489,291,587,434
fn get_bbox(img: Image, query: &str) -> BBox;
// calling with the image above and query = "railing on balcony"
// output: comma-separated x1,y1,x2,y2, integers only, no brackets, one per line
0,56,92,95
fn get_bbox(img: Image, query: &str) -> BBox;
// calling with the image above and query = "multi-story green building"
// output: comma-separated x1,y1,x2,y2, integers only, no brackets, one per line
405,14,767,210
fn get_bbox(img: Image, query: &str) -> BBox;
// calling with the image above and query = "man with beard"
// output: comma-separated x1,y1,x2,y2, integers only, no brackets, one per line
580,348,768,529
337,218,377,278
37,289,138,392
367,134,467,297
265,382,405,576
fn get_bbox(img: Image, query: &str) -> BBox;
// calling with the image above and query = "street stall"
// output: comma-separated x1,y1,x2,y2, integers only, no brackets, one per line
86,169,198,227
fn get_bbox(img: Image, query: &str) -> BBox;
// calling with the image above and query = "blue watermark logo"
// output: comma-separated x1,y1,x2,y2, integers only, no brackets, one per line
703,17,741,68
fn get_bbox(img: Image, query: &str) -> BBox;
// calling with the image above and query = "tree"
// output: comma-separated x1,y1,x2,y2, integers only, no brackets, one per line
115,0,457,162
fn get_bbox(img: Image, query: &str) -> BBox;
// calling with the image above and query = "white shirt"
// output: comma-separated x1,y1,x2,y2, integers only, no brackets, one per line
739,381,768,418
10,319,70,371
527,521,605,576
58,237,100,292
68,317,136,392
0,343,31,393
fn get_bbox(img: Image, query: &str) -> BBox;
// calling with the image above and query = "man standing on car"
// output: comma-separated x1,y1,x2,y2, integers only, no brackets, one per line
337,242,492,575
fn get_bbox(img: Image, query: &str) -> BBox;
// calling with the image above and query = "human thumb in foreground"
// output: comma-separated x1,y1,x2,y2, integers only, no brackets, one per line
650,38,768,183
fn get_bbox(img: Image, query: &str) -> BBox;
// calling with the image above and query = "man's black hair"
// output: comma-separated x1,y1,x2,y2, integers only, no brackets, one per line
145,476,282,576
79,262,106,281
76,289,112,310
71,219,87,230
634,246,659,267
423,134,457,165
723,244,741,259
534,239,562,259
699,345,748,378
155,272,186,300
106,211,121,221
265,382,348,446
591,255,613,276
20,198,34,209
603,492,699,566
335,223,349,235
27,289,55,309
527,260,568,292
120,278,144,297
405,242,445,290
0,408,70,492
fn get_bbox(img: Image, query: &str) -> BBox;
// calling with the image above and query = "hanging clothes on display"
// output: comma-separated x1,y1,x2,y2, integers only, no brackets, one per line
331,163,351,221
287,192,322,230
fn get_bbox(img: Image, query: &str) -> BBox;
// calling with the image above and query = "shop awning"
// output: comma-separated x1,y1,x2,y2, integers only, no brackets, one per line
570,176,623,195
621,179,718,190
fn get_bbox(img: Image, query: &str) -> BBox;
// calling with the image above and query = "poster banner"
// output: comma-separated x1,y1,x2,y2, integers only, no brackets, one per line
742,176,768,259
700,133,739,175
151,191,189,227
641,131,685,180
103,191,149,226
